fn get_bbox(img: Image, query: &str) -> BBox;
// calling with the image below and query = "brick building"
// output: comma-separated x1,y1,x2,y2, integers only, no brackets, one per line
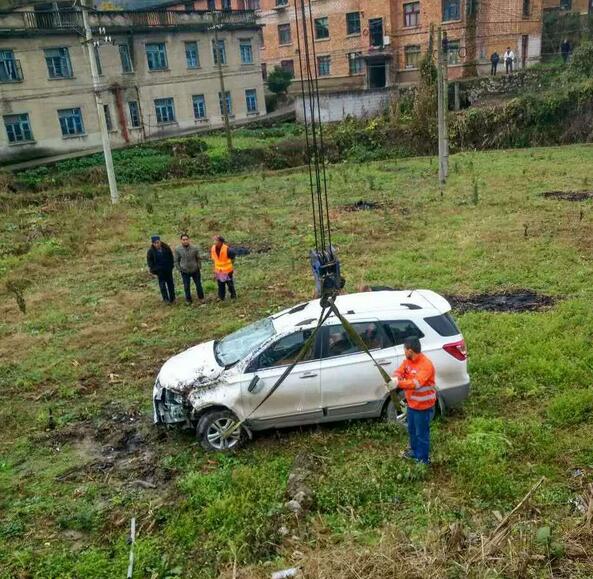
0,7,265,163
542,0,592,13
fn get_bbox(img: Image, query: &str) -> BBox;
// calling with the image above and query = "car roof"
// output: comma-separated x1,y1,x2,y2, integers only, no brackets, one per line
271,290,451,333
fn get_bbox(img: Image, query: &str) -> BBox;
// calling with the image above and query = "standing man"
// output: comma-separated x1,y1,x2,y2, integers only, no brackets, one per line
391,337,437,465
503,47,515,74
211,235,237,301
561,39,571,64
175,233,204,304
490,51,500,76
147,235,175,304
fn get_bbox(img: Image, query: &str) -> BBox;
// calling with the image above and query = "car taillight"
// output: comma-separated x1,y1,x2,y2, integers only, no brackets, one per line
443,339,467,361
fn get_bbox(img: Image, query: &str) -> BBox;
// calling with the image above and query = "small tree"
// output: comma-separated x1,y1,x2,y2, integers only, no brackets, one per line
267,66,293,95
570,41,593,78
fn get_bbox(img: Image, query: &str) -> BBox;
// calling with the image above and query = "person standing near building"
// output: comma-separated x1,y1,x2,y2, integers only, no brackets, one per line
211,235,237,301
503,47,515,74
147,235,175,304
391,337,437,465
490,51,500,76
561,39,571,64
175,233,204,304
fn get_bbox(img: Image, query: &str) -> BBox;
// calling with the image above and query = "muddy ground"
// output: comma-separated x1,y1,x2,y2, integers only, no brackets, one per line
446,290,555,313
542,191,593,202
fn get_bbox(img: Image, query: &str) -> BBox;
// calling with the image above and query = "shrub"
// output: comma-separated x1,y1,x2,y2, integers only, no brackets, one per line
547,388,593,426
267,66,293,95
570,41,593,78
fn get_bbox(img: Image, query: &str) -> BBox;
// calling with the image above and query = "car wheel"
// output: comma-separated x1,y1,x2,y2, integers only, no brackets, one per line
197,409,245,452
385,391,408,425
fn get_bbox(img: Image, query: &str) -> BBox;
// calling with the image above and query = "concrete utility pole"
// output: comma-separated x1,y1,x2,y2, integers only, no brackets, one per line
210,11,233,152
436,26,449,188
81,2,119,204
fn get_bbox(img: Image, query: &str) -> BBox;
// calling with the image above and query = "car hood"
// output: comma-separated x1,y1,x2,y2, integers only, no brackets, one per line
156,340,224,394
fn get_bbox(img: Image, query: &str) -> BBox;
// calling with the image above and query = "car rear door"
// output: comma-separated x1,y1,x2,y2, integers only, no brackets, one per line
240,327,323,429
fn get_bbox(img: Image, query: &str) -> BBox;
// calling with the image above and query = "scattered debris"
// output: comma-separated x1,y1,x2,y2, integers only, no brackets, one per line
127,517,136,579
343,200,381,212
446,290,554,313
271,568,299,579
542,190,593,202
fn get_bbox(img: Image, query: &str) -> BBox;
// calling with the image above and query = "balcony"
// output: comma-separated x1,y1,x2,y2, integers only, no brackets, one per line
0,58,22,82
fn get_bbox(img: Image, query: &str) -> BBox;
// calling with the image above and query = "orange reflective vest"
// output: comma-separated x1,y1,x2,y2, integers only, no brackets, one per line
394,353,437,411
211,243,234,275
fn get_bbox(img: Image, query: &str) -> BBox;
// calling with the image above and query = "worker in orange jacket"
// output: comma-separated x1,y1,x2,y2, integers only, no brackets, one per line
391,337,437,464
211,235,237,301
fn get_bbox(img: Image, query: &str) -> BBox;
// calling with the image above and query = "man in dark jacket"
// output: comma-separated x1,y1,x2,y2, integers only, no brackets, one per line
490,51,500,76
561,39,571,64
147,235,175,303
175,233,204,304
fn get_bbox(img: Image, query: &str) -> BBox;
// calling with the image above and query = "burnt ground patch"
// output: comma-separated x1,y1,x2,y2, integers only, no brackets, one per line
231,242,273,256
446,290,555,313
542,191,593,202
343,200,382,212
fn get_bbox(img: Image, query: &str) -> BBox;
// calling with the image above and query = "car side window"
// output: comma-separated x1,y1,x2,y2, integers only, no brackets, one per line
322,322,384,359
256,329,315,370
382,320,424,347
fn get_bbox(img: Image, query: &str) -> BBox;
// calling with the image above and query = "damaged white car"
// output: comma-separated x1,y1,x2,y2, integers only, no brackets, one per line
153,290,470,451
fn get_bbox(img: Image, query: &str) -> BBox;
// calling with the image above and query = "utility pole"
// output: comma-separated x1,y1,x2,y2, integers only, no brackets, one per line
436,26,449,189
210,11,233,152
81,1,119,204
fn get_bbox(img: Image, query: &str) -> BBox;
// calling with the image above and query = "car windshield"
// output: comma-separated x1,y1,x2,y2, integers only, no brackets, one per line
214,317,276,367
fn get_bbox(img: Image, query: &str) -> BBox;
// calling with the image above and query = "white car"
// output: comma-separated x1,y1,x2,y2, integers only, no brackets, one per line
153,290,470,451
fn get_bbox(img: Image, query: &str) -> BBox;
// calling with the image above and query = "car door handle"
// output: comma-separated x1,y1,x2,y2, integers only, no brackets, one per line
300,372,318,379
377,360,391,366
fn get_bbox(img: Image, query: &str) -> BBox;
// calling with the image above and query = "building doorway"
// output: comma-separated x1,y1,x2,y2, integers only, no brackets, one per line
368,58,387,88
521,35,528,68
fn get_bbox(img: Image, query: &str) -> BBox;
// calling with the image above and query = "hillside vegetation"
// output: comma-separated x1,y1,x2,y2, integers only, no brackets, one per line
1,145,593,577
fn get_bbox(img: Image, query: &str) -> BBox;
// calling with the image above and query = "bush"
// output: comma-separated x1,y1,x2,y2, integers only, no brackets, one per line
267,66,293,95
547,388,593,426
570,41,593,77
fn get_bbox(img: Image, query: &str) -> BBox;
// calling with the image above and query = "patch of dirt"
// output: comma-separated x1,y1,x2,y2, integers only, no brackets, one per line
231,243,273,256
343,200,381,212
542,191,593,202
446,290,555,313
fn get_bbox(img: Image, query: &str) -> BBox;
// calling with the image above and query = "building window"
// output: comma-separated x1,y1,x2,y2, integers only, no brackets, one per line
0,49,22,82
45,47,73,79
185,41,200,69
348,52,363,75
154,97,176,124
346,12,361,35
4,113,33,143
523,0,532,16
212,39,226,65
369,18,384,47
447,40,460,65
192,94,207,119
280,59,294,75
207,0,215,9
278,23,292,45
404,45,421,68
128,101,141,127
58,108,84,136
93,45,102,76
443,0,460,21
145,43,168,71
119,44,133,73
317,55,330,76
404,2,420,27
222,0,231,9
314,17,329,40
245,88,258,113
240,39,253,64
275,0,288,6
103,104,113,131
218,91,232,115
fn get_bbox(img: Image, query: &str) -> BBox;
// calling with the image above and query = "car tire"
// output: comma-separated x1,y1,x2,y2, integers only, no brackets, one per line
196,409,245,452
384,391,408,426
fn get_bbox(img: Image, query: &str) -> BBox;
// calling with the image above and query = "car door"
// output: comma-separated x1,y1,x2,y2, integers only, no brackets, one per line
319,319,398,420
240,327,323,429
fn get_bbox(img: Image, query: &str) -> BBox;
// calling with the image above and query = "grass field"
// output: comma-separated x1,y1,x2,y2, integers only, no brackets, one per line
1,143,593,578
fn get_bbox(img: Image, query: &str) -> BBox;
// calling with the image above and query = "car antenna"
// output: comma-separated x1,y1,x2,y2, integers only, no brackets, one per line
407,289,414,298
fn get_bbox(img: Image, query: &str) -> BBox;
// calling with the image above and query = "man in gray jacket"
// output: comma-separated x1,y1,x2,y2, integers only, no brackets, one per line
175,233,205,304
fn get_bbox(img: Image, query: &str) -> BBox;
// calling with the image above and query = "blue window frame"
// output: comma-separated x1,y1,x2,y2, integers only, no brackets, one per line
58,108,84,136
212,40,226,65
146,43,168,71
185,41,200,69
4,113,33,143
240,39,253,64
119,44,133,73
45,47,73,79
317,55,330,76
154,97,175,124
192,94,207,119
245,89,258,113
218,91,232,115
128,101,141,127
0,49,22,82
443,0,461,21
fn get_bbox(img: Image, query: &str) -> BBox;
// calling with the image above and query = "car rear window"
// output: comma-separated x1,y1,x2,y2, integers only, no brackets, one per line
423,313,460,337
382,320,424,347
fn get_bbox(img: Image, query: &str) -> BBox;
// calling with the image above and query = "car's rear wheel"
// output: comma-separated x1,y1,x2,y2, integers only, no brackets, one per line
197,409,245,452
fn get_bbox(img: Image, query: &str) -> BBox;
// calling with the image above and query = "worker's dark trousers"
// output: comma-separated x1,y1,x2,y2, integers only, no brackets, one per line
181,270,204,302
217,274,237,300
407,406,435,464
491,63,498,76
157,272,175,303
505,60,513,74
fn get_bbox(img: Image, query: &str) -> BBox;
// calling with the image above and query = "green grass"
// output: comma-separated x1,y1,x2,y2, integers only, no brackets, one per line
1,143,593,577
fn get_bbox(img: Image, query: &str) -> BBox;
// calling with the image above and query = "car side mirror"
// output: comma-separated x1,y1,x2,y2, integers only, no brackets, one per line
248,375,261,393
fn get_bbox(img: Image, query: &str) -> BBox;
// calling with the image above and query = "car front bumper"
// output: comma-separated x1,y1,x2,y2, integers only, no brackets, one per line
438,382,470,409
153,387,190,425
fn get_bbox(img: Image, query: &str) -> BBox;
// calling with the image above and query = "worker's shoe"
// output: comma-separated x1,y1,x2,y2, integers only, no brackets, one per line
400,449,414,460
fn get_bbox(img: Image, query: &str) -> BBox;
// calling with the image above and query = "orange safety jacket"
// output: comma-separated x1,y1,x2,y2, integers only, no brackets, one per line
393,353,437,411
211,243,234,275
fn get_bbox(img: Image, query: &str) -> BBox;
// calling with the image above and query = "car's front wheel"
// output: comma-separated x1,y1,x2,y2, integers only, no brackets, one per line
196,409,245,452
384,391,408,425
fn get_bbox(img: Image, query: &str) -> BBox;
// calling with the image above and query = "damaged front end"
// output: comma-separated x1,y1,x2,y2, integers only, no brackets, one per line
153,379,192,426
